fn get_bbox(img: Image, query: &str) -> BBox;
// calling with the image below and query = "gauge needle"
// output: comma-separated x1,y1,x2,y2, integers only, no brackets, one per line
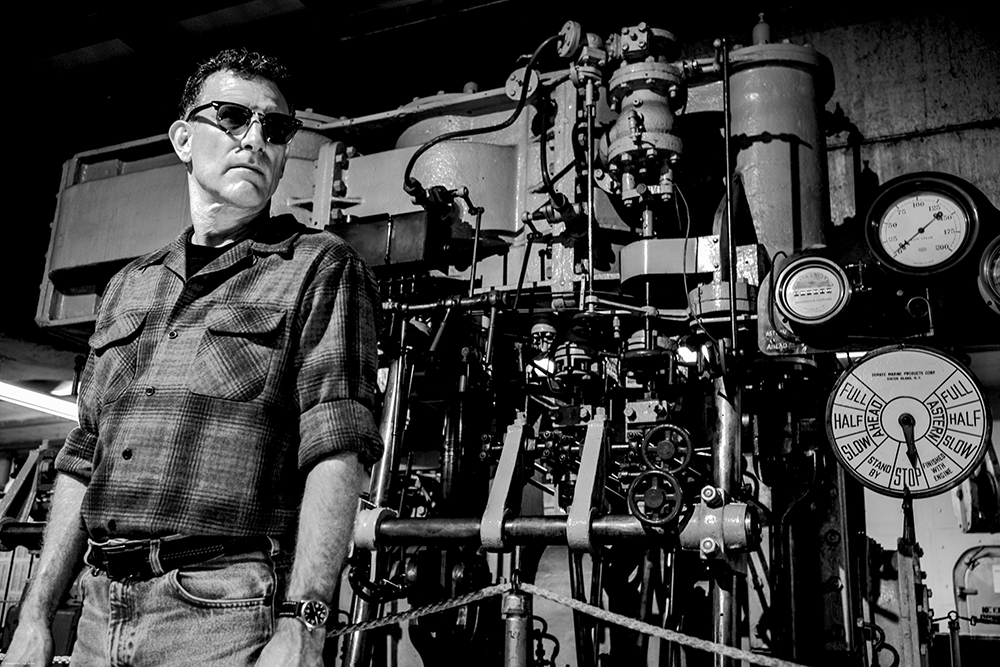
898,413,918,467
894,211,944,255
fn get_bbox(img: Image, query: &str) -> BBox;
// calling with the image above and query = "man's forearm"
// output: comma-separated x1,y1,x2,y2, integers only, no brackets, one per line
285,450,364,604
19,473,89,625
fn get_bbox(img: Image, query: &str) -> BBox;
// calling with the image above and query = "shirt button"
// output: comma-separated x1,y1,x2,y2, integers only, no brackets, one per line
145,386,156,396
122,448,133,460
168,331,178,339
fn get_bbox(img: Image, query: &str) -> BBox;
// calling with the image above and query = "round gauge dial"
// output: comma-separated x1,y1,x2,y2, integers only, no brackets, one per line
979,235,1000,315
775,256,851,326
866,175,981,276
826,345,992,498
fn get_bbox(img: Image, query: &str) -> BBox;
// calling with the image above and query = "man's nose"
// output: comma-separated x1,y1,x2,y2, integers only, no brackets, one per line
239,118,267,152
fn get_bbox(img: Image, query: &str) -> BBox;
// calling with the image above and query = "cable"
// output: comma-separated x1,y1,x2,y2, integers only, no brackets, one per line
403,33,561,196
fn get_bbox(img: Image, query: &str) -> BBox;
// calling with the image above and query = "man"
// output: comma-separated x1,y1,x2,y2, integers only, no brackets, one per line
3,49,383,666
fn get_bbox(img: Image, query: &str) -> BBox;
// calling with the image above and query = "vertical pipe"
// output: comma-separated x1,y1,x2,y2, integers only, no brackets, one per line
344,325,410,667
585,80,596,301
711,373,741,667
469,207,483,298
503,589,532,667
720,39,739,346
948,615,962,667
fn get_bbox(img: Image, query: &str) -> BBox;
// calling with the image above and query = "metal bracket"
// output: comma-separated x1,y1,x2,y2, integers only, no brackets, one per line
566,408,608,552
481,413,530,550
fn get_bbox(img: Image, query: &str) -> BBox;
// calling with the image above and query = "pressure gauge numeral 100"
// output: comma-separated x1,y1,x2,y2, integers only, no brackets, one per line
865,174,981,276
826,346,992,499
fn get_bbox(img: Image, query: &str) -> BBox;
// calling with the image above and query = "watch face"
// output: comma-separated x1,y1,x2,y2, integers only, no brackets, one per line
301,600,330,628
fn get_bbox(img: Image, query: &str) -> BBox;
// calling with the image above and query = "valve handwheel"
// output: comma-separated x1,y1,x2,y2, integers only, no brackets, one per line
628,470,683,526
641,424,694,473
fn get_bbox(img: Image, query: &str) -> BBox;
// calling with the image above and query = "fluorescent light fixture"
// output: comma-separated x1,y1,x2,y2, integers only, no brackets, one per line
50,380,74,397
0,381,78,422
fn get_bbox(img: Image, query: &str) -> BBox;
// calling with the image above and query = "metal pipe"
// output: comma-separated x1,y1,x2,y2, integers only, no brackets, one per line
344,325,410,667
468,206,484,297
503,589,532,667
711,371,742,667
948,613,962,667
720,38,739,346
585,79,596,302
369,515,649,547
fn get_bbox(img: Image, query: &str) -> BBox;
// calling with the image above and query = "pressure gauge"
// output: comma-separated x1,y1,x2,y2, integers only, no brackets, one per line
826,345,992,498
774,256,851,326
865,173,981,276
979,235,1000,315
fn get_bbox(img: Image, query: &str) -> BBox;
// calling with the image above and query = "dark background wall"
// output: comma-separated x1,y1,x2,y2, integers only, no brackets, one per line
3,0,998,359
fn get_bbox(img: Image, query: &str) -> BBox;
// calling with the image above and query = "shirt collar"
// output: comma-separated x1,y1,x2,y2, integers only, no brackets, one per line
135,210,302,277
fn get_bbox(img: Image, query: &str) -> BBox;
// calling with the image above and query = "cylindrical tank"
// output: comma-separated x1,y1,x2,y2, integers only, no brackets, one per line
729,43,834,258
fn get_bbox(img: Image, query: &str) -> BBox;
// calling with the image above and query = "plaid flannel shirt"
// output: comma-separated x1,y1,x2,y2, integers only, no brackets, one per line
55,214,383,540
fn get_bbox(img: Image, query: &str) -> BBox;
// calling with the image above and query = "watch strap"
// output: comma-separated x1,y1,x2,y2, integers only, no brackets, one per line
276,600,300,618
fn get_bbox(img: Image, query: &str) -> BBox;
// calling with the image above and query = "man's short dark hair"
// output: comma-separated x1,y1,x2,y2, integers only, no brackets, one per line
179,48,294,118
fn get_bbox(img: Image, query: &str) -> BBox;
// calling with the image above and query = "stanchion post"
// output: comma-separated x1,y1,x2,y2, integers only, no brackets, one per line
503,588,533,667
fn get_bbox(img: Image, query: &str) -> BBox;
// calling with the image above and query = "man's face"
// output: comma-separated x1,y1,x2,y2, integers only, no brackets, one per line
179,70,291,212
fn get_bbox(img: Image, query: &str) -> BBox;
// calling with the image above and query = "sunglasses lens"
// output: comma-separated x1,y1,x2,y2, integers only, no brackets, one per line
262,114,300,145
215,104,253,133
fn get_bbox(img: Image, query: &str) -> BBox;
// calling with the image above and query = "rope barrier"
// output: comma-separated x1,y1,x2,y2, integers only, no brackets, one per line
326,582,512,638
328,580,810,667
519,582,808,667
3,581,811,667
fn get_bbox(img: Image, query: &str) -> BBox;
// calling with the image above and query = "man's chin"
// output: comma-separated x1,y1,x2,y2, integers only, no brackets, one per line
221,184,273,211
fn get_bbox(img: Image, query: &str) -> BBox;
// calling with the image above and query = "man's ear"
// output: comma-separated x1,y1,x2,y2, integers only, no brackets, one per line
169,120,193,165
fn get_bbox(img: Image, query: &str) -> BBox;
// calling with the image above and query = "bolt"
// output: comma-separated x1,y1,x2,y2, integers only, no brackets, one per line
625,406,637,421
700,537,720,556
825,530,842,545
701,486,723,507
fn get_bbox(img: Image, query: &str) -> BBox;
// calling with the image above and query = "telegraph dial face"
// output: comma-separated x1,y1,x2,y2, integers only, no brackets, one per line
826,346,992,498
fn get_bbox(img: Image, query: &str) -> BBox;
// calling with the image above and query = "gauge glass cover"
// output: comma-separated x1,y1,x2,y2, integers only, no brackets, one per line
876,191,970,270
777,257,849,324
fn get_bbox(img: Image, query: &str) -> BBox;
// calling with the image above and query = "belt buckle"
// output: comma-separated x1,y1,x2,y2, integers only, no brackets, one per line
102,541,154,581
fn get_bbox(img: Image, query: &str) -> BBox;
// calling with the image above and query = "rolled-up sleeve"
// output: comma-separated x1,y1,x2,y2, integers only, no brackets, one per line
54,271,128,484
295,252,383,470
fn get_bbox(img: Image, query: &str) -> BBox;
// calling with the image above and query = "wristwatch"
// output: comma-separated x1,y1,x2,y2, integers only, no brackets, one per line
276,599,331,631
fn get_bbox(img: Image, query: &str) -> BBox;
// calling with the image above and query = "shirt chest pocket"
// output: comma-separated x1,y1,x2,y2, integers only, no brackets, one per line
89,312,147,405
188,306,286,402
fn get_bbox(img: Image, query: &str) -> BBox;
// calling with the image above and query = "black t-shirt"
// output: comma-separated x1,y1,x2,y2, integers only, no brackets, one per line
186,239,231,279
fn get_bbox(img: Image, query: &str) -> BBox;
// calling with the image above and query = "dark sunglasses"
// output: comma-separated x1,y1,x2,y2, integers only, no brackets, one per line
186,101,302,145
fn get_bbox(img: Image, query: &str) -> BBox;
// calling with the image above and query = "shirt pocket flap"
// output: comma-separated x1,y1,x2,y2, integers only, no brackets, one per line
206,306,286,342
89,312,147,352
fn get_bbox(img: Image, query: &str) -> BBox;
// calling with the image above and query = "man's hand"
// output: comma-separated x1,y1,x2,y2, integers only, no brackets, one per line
2,618,54,666
254,618,325,667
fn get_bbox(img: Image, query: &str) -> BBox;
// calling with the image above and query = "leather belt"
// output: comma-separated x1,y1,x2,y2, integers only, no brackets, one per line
85,535,273,581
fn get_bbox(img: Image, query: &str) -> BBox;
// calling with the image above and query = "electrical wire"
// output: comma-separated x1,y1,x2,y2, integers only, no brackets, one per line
403,33,562,194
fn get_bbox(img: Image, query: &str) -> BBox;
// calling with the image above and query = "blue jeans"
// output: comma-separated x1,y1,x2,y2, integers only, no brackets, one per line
70,542,291,667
